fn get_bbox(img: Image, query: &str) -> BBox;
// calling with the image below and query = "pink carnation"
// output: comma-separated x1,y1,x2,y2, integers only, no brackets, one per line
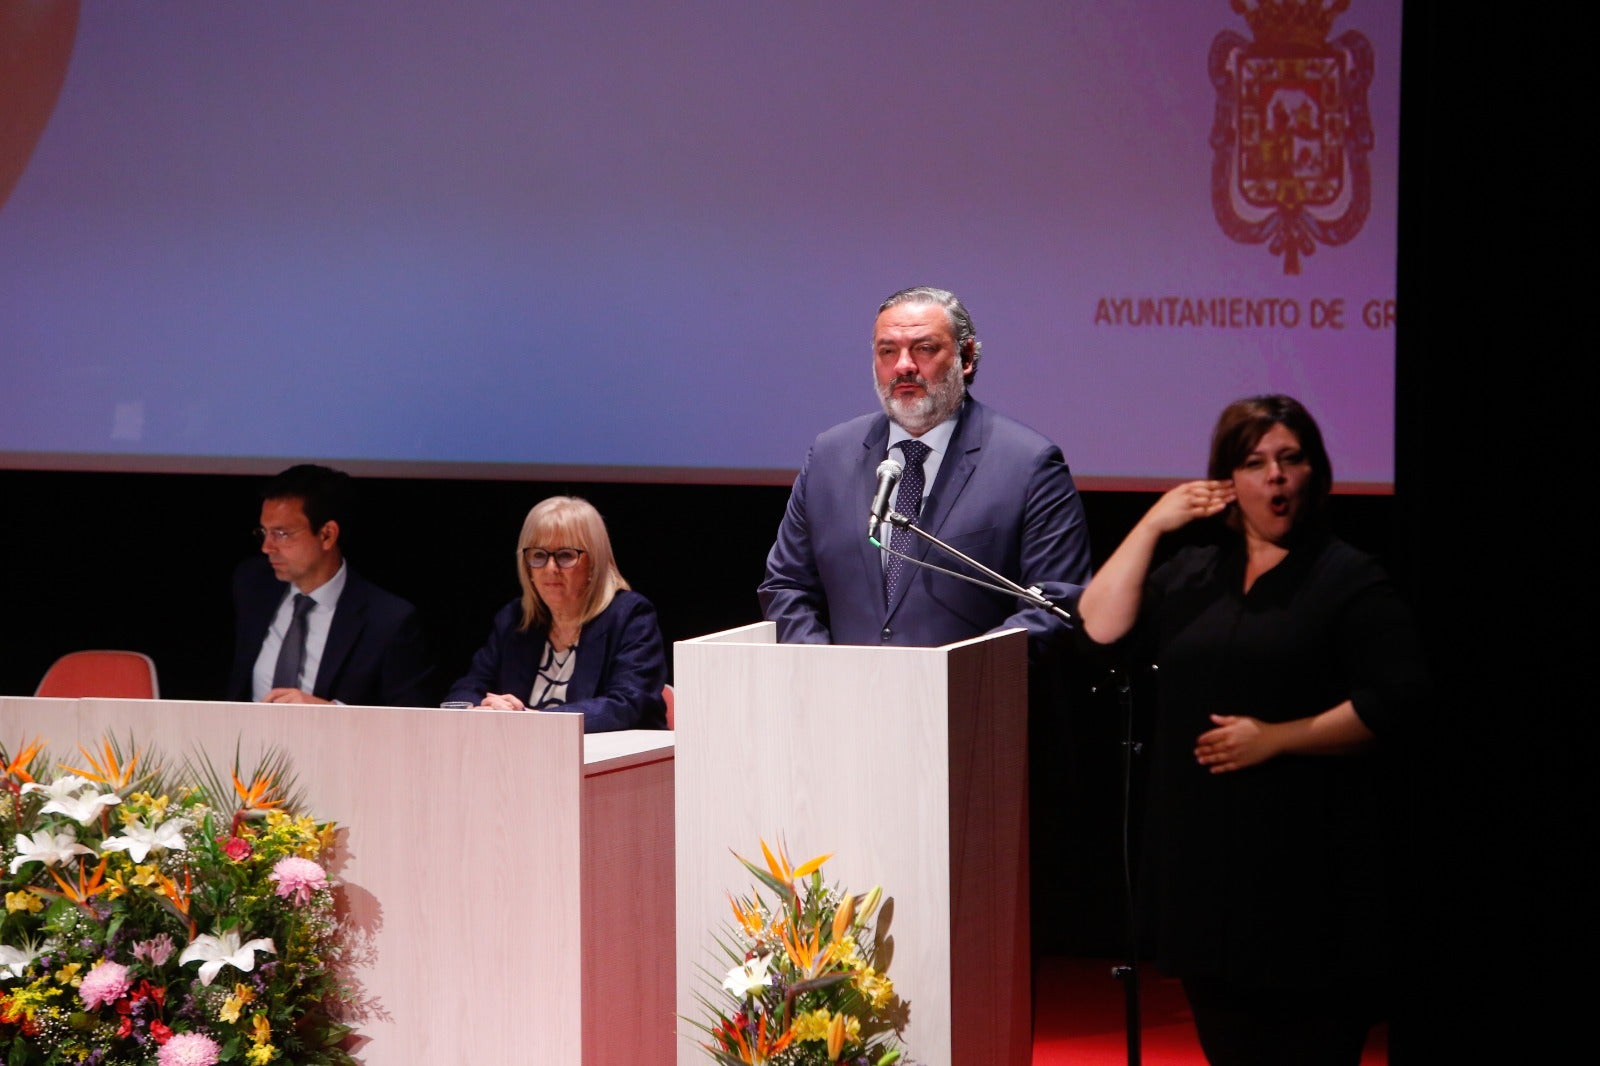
221,835,253,861
156,1031,221,1066
268,855,328,905
78,959,131,1009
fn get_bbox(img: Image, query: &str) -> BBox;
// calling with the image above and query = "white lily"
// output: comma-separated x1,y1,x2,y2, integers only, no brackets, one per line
722,953,775,998
20,775,92,801
178,928,276,986
23,776,121,826
8,828,95,873
101,816,192,863
0,938,52,980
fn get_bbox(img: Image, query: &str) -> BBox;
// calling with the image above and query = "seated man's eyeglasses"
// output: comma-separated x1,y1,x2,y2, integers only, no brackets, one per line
522,547,587,570
253,526,310,543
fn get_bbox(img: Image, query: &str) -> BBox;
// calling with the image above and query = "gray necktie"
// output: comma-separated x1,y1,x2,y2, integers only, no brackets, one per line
884,439,930,606
271,593,315,691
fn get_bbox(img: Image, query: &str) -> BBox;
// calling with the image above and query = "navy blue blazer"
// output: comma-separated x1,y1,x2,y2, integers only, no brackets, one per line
444,589,668,732
758,397,1091,661
227,557,433,707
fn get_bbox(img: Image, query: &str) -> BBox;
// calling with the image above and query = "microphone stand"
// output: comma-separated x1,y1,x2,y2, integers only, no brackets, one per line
873,509,1074,624
876,510,1143,1066
1095,664,1143,1066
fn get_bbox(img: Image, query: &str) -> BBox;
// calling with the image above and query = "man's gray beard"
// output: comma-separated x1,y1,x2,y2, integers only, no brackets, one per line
878,365,966,436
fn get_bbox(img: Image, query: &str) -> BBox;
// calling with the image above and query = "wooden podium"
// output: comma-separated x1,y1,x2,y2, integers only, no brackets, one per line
672,622,1031,1066
0,696,676,1066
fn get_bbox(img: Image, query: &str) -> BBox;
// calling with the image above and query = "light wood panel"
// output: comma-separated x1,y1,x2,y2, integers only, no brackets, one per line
671,623,1030,1066
0,698,675,1065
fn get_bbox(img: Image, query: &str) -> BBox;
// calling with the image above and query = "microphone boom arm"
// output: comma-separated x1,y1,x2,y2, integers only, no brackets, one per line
871,508,1073,625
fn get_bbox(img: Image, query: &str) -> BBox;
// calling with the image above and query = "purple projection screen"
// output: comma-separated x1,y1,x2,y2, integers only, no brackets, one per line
0,1,1401,489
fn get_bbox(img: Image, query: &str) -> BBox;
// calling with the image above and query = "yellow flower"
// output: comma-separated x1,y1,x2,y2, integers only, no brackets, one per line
790,1009,859,1055
54,963,82,986
246,1043,276,1065
131,863,160,887
4,982,62,1022
121,791,171,825
5,890,44,914
831,933,863,969
854,967,894,1011
220,983,255,1023
791,1009,833,1042
251,1012,272,1044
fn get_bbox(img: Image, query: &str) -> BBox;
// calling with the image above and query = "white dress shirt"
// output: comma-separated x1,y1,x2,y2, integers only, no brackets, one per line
877,415,959,563
251,562,349,700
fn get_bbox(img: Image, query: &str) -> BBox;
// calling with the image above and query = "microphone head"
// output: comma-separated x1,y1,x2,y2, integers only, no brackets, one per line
876,457,903,479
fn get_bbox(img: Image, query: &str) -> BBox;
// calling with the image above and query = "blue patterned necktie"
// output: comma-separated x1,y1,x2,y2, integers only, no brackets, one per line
271,593,315,690
883,439,930,606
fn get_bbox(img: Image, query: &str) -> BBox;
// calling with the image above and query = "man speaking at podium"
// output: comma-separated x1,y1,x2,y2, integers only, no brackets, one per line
758,286,1091,664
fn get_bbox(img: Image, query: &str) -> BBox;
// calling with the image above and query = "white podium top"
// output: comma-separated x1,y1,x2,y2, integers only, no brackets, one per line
583,727,675,772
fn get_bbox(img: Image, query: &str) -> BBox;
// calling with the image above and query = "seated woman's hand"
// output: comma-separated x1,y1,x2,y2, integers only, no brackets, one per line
479,692,526,711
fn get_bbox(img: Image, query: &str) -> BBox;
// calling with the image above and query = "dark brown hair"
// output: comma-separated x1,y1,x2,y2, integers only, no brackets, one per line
1208,394,1333,529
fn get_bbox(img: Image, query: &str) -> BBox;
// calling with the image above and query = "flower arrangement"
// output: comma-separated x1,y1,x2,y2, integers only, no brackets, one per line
695,840,912,1066
0,735,354,1066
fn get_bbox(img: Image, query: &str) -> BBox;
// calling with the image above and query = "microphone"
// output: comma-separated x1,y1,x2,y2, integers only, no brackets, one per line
868,457,903,539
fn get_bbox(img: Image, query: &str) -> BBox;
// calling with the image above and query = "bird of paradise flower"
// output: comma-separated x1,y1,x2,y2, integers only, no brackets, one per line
692,839,909,1066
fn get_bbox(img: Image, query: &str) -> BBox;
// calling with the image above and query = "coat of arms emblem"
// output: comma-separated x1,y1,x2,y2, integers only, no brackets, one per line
1209,0,1374,274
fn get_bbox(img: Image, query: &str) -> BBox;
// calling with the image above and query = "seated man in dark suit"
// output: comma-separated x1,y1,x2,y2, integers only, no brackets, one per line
758,285,1092,662
227,464,432,707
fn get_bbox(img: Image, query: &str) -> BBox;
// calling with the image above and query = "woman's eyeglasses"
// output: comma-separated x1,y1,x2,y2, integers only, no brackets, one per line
523,547,587,570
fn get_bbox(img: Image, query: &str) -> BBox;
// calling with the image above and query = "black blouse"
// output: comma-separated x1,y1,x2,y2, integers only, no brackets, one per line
1132,531,1429,991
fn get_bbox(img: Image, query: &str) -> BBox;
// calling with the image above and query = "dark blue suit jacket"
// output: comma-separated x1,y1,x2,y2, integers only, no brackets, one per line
227,557,433,706
444,589,668,732
758,397,1091,661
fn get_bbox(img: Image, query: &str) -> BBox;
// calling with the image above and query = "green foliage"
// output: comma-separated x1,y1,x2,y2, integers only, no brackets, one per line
0,735,355,1065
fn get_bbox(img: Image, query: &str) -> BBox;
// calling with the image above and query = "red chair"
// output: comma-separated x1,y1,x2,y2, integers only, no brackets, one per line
663,683,675,730
35,650,160,699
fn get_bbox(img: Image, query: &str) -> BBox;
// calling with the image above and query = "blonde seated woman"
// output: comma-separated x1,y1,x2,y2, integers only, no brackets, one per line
445,496,668,731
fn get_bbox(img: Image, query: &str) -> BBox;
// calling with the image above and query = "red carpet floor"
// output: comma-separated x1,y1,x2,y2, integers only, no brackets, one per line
1032,957,1389,1065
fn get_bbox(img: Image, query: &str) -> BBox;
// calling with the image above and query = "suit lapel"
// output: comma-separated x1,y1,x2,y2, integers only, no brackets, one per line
569,615,607,702
856,417,893,617
235,575,285,700
313,572,365,700
242,587,282,661
919,396,984,539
